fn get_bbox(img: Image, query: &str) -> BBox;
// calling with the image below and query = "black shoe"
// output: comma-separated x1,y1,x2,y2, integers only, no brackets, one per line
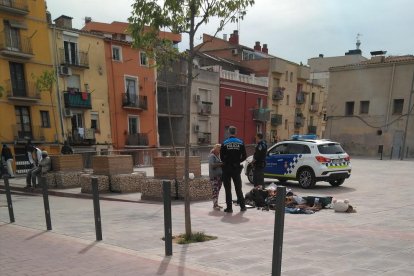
240,207,247,212
223,208,233,213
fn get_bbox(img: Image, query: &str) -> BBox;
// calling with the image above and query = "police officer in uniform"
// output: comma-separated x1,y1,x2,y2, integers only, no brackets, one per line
220,126,247,213
252,133,267,188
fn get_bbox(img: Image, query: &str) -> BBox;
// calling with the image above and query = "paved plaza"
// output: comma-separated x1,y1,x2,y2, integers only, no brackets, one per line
1,158,414,275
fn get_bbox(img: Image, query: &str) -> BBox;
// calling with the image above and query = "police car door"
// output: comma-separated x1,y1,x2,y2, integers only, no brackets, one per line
264,143,289,177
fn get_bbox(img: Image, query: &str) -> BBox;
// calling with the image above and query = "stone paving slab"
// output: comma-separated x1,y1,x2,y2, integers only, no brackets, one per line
1,158,414,275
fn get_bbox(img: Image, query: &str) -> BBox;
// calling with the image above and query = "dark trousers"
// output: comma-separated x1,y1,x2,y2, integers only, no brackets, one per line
222,169,245,210
253,166,265,187
26,166,41,187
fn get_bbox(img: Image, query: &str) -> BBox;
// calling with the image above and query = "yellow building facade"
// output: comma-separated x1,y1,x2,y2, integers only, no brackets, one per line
0,0,60,173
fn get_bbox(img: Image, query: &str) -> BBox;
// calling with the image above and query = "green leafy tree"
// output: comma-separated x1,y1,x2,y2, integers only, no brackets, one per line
129,0,255,236
32,70,59,142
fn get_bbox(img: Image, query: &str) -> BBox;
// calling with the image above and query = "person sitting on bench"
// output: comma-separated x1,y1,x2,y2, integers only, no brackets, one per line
25,150,51,189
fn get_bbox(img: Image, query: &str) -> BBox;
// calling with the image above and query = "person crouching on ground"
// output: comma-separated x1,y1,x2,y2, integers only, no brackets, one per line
209,144,223,210
25,149,51,189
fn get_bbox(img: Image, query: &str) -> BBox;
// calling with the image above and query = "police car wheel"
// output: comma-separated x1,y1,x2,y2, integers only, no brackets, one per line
297,168,316,189
246,166,254,184
329,178,345,186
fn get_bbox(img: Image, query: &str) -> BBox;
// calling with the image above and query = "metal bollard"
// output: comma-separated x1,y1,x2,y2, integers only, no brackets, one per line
163,180,173,256
3,175,15,223
271,186,286,276
40,176,52,230
91,177,102,241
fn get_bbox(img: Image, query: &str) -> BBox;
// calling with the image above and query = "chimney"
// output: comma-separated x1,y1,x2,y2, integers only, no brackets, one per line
262,43,268,54
223,34,227,41
53,15,73,28
85,17,92,24
229,30,239,45
254,41,261,51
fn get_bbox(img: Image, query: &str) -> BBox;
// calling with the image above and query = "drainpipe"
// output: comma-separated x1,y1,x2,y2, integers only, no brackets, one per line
109,41,119,148
52,24,65,142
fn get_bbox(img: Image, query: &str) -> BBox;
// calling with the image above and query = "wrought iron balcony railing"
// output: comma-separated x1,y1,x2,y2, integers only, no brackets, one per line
197,132,211,145
271,114,283,126
296,92,306,104
126,133,149,146
59,48,89,68
0,31,33,58
308,125,317,134
12,124,45,141
253,108,270,122
0,0,29,14
63,91,92,109
6,80,40,101
198,101,212,115
122,93,148,110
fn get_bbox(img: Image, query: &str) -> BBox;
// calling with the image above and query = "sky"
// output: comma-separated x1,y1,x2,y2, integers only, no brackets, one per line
46,0,414,64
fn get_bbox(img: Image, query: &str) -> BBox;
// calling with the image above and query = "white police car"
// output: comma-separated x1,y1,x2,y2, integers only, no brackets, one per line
244,136,351,188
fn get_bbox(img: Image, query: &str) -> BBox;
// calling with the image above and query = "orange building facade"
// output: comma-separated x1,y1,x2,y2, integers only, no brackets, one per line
83,21,181,150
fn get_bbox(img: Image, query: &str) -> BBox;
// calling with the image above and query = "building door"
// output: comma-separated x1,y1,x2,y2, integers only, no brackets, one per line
15,106,32,139
391,130,404,159
9,62,26,97
71,112,84,142
64,40,78,65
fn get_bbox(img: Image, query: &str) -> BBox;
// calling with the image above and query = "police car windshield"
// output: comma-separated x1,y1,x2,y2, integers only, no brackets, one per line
317,143,345,154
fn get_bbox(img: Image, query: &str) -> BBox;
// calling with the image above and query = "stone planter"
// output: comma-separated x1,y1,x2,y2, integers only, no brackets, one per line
110,172,146,193
80,174,110,193
92,155,133,175
153,156,201,179
55,172,82,188
141,177,211,201
50,154,83,172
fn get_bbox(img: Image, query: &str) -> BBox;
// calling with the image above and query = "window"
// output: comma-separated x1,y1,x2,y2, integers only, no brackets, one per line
311,92,316,104
64,40,78,65
393,99,404,114
285,71,288,81
15,106,32,139
9,62,26,96
225,95,232,107
128,116,139,134
284,119,288,130
4,21,20,51
40,111,50,128
345,101,354,116
112,45,122,61
288,144,311,154
125,76,138,103
360,101,370,114
91,112,100,132
257,97,263,108
286,94,290,105
309,116,314,126
269,143,288,155
140,52,148,66
290,72,293,82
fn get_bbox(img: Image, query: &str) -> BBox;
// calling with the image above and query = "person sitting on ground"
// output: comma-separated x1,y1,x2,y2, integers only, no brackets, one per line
25,149,51,189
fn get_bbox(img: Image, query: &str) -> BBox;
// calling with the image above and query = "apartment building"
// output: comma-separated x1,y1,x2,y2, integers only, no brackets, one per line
197,31,325,142
0,0,59,173
82,20,181,150
327,54,414,158
50,15,112,153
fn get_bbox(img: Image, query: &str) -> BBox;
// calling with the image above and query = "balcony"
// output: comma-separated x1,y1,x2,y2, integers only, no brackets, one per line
294,116,305,128
59,48,89,68
270,59,285,74
198,101,212,116
6,80,40,102
68,128,95,145
12,124,45,142
308,125,317,134
126,133,149,146
0,31,33,59
296,92,306,104
197,132,211,145
272,87,284,101
271,114,283,126
122,93,148,110
0,0,29,15
63,91,92,109
309,102,319,112
253,108,270,122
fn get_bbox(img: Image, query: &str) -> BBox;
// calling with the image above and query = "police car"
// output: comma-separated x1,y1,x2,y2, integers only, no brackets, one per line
244,135,351,189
